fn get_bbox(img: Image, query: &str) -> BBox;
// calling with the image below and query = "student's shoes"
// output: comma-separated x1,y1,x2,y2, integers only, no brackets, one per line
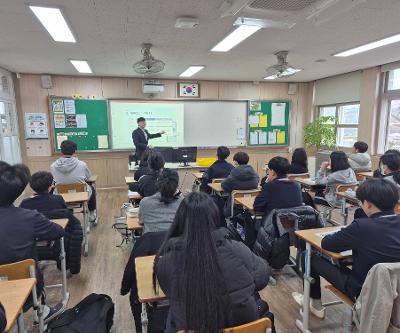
89,210,97,223
292,292,326,319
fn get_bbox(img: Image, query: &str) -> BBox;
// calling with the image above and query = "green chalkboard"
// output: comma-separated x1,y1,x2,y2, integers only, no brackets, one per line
50,97,110,151
247,100,290,146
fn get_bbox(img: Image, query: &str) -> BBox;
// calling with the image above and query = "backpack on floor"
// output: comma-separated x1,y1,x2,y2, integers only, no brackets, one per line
47,293,114,333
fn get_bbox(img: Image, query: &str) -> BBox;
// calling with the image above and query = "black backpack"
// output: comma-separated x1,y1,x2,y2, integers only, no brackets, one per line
47,294,114,333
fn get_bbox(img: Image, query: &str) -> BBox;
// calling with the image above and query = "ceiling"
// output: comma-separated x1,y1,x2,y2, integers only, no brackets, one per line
1,0,400,82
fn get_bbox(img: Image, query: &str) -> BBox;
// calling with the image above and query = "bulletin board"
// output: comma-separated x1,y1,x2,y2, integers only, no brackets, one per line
247,100,290,146
49,97,110,152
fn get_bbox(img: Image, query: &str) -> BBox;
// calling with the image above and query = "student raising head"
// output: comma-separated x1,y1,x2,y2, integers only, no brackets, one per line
20,171,67,212
289,148,308,174
138,169,183,233
200,146,234,193
348,141,371,172
380,152,400,187
154,192,272,333
293,178,400,318
254,156,303,217
373,149,400,178
314,151,357,207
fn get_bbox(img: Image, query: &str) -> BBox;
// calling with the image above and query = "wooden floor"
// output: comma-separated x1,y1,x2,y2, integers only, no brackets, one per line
19,188,353,333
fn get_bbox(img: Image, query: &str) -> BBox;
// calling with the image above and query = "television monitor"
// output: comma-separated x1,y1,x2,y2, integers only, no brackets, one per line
172,147,197,166
153,147,174,163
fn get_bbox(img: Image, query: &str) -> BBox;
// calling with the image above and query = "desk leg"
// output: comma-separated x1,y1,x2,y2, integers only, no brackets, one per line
340,198,348,225
83,202,89,257
295,242,312,333
141,303,148,333
60,236,70,307
17,311,27,333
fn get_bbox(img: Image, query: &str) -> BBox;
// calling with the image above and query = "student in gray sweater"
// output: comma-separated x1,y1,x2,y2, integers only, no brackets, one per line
315,151,357,207
348,141,372,172
138,169,183,233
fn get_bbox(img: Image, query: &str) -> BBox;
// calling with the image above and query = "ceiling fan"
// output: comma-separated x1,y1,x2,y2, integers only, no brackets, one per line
264,51,302,80
133,43,165,75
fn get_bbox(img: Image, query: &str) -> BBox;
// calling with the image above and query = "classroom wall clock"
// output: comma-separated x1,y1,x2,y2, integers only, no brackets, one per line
178,82,200,97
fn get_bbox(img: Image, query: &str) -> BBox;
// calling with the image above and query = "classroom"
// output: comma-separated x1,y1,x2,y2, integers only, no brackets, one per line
0,0,400,332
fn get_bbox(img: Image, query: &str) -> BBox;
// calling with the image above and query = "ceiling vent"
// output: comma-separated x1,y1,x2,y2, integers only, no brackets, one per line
249,0,319,11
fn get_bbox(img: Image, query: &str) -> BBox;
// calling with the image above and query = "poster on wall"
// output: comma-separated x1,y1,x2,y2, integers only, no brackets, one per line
52,99,64,113
25,113,48,139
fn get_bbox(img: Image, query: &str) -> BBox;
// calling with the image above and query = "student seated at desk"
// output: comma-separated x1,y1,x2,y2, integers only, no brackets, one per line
134,148,151,181
51,140,97,222
289,148,309,174
373,149,400,178
155,192,273,333
380,152,400,188
348,141,372,172
254,157,303,218
293,179,400,319
0,302,5,332
221,152,259,217
129,151,165,197
200,146,234,193
139,169,183,233
0,162,64,321
314,151,357,207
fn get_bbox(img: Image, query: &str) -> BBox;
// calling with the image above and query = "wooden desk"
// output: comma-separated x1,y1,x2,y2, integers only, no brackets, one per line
0,278,36,333
87,174,98,183
127,216,143,231
208,182,225,195
294,227,351,333
234,196,256,211
294,177,317,187
51,218,69,229
192,172,204,180
125,176,136,184
356,171,373,179
60,191,89,204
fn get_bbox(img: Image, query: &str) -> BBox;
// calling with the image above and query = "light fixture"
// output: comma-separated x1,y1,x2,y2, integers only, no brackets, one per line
179,66,205,77
333,33,400,57
211,25,261,52
29,6,76,43
70,60,92,74
264,68,302,80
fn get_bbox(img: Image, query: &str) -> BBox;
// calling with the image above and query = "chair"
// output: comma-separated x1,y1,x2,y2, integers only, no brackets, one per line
112,217,133,247
230,189,260,218
288,173,310,181
178,317,273,333
325,285,354,333
0,259,44,332
212,178,225,184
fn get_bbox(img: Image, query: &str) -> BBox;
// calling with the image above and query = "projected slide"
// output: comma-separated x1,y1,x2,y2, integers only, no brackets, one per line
110,101,185,149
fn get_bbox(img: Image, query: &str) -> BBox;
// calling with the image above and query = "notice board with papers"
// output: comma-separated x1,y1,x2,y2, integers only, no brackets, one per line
247,100,290,147
49,97,110,152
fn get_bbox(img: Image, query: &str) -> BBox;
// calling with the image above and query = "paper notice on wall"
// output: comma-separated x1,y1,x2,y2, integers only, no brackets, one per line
64,99,76,114
66,115,77,128
249,101,261,111
52,99,64,113
76,114,87,128
250,131,259,145
259,114,268,128
277,131,286,144
268,132,277,144
271,103,286,126
56,135,68,149
98,135,109,149
54,114,66,128
259,132,267,144
25,112,48,139
248,115,259,128
236,128,246,140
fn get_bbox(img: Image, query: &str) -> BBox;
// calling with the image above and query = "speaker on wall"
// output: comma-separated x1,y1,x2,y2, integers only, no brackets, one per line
40,75,53,89
288,83,298,95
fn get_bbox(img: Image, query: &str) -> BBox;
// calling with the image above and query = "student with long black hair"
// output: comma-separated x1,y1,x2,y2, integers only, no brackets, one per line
289,148,308,174
154,192,272,333
134,148,151,181
138,169,182,233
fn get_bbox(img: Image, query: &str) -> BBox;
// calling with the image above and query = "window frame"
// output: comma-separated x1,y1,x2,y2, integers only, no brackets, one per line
317,101,360,148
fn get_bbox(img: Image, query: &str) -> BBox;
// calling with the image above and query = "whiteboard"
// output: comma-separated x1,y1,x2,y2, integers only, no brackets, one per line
183,101,247,147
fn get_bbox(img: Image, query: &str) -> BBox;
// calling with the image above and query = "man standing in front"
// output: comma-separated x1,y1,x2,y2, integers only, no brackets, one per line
132,117,165,164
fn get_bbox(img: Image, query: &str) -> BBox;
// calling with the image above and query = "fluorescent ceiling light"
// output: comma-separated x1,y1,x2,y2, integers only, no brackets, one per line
179,66,205,77
70,60,92,74
264,68,302,80
29,6,76,43
334,33,400,57
211,25,261,52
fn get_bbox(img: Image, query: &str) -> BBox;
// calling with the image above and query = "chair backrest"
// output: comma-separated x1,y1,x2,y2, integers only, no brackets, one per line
336,183,358,192
178,318,272,333
230,188,260,217
56,183,86,194
212,178,225,184
288,173,309,181
0,259,35,280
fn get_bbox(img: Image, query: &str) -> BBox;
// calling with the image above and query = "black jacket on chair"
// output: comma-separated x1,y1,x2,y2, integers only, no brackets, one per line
253,206,324,269
132,128,161,161
0,302,6,333
200,160,234,193
156,227,271,333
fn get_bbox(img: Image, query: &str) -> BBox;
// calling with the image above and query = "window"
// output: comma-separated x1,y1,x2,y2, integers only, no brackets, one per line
318,103,360,147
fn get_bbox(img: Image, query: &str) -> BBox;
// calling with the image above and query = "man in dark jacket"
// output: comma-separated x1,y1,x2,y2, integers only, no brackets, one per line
132,117,165,164
254,156,303,218
0,162,64,320
293,179,400,319
200,146,234,193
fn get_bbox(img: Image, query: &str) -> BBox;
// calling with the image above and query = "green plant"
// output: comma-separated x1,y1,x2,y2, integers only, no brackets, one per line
304,116,337,151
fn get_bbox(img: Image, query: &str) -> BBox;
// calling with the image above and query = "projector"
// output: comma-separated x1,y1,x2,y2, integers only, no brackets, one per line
142,80,165,94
